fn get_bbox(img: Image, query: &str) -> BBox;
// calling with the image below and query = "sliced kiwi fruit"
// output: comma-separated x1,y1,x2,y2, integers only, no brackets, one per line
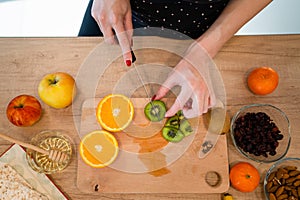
162,127,185,143
165,115,180,129
161,110,194,142
179,119,193,136
176,110,185,121
144,100,166,122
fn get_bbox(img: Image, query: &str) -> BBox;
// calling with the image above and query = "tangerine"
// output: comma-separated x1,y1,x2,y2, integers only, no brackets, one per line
96,94,134,132
79,130,119,168
247,67,279,95
229,162,260,192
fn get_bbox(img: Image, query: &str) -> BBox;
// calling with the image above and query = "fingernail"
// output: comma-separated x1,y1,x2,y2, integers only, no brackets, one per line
151,95,156,101
165,113,171,118
126,60,131,67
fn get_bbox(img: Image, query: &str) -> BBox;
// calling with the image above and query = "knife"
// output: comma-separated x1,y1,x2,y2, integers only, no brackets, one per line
131,50,151,99
198,100,230,159
130,50,162,121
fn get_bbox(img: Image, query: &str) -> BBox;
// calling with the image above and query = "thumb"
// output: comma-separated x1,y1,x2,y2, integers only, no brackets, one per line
115,30,132,67
123,50,132,66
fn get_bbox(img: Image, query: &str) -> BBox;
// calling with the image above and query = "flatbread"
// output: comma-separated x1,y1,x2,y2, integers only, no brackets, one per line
0,162,48,200
0,162,31,188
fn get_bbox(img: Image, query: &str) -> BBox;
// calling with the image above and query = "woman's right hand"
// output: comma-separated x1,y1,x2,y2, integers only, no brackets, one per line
91,0,133,65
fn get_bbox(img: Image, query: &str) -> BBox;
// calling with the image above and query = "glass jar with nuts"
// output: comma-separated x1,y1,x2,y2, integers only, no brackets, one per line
264,157,300,200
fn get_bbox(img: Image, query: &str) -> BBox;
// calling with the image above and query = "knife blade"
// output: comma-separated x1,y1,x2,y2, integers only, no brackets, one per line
131,50,164,122
130,50,162,121
131,50,151,100
198,100,229,159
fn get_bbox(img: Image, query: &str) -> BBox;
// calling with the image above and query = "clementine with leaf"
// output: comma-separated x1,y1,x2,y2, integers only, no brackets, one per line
79,130,119,168
229,162,260,192
247,67,279,95
96,94,134,132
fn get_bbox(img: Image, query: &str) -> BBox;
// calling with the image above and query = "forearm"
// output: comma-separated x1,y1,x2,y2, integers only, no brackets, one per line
197,0,272,58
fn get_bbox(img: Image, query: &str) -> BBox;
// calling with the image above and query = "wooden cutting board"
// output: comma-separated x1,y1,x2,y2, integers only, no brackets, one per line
77,98,229,193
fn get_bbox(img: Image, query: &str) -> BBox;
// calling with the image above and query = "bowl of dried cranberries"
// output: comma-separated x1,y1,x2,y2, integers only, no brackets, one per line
230,104,291,163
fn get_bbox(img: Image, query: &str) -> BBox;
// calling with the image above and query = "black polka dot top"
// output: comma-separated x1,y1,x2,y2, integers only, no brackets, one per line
131,0,230,39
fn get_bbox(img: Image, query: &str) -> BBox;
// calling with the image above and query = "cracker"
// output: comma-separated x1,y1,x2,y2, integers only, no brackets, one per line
0,162,48,200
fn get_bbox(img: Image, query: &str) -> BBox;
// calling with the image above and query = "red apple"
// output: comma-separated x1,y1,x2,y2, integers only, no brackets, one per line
6,95,42,127
38,72,76,109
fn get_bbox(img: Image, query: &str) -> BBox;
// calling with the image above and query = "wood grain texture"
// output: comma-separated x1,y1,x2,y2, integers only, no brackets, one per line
0,35,299,199
77,98,229,194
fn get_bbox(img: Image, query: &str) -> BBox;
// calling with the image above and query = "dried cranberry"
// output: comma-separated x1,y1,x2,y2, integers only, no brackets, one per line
233,112,283,158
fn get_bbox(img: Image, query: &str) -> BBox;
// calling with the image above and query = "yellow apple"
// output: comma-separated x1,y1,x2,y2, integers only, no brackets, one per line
38,72,76,109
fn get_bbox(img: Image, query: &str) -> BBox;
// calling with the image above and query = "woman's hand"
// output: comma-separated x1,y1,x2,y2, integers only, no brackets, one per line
154,42,217,119
91,0,133,64
154,0,272,118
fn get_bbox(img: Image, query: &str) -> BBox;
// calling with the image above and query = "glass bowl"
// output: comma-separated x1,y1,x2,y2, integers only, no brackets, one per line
230,104,291,163
264,157,300,200
26,130,73,174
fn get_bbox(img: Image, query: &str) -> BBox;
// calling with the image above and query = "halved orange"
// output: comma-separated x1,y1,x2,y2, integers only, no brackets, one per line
96,94,134,132
79,130,119,168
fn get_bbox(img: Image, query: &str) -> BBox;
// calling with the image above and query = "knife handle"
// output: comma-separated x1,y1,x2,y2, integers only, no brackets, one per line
131,50,136,63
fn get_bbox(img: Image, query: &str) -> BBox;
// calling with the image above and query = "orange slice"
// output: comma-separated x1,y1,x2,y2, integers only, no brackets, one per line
96,94,134,132
79,130,119,168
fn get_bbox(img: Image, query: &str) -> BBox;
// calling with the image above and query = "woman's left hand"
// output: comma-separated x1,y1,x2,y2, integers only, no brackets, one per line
154,42,217,118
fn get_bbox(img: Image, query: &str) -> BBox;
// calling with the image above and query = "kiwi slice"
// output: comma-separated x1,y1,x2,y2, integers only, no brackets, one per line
162,127,185,143
176,110,185,121
165,115,180,129
144,100,166,122
160,109,194,143
179,119,193,136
